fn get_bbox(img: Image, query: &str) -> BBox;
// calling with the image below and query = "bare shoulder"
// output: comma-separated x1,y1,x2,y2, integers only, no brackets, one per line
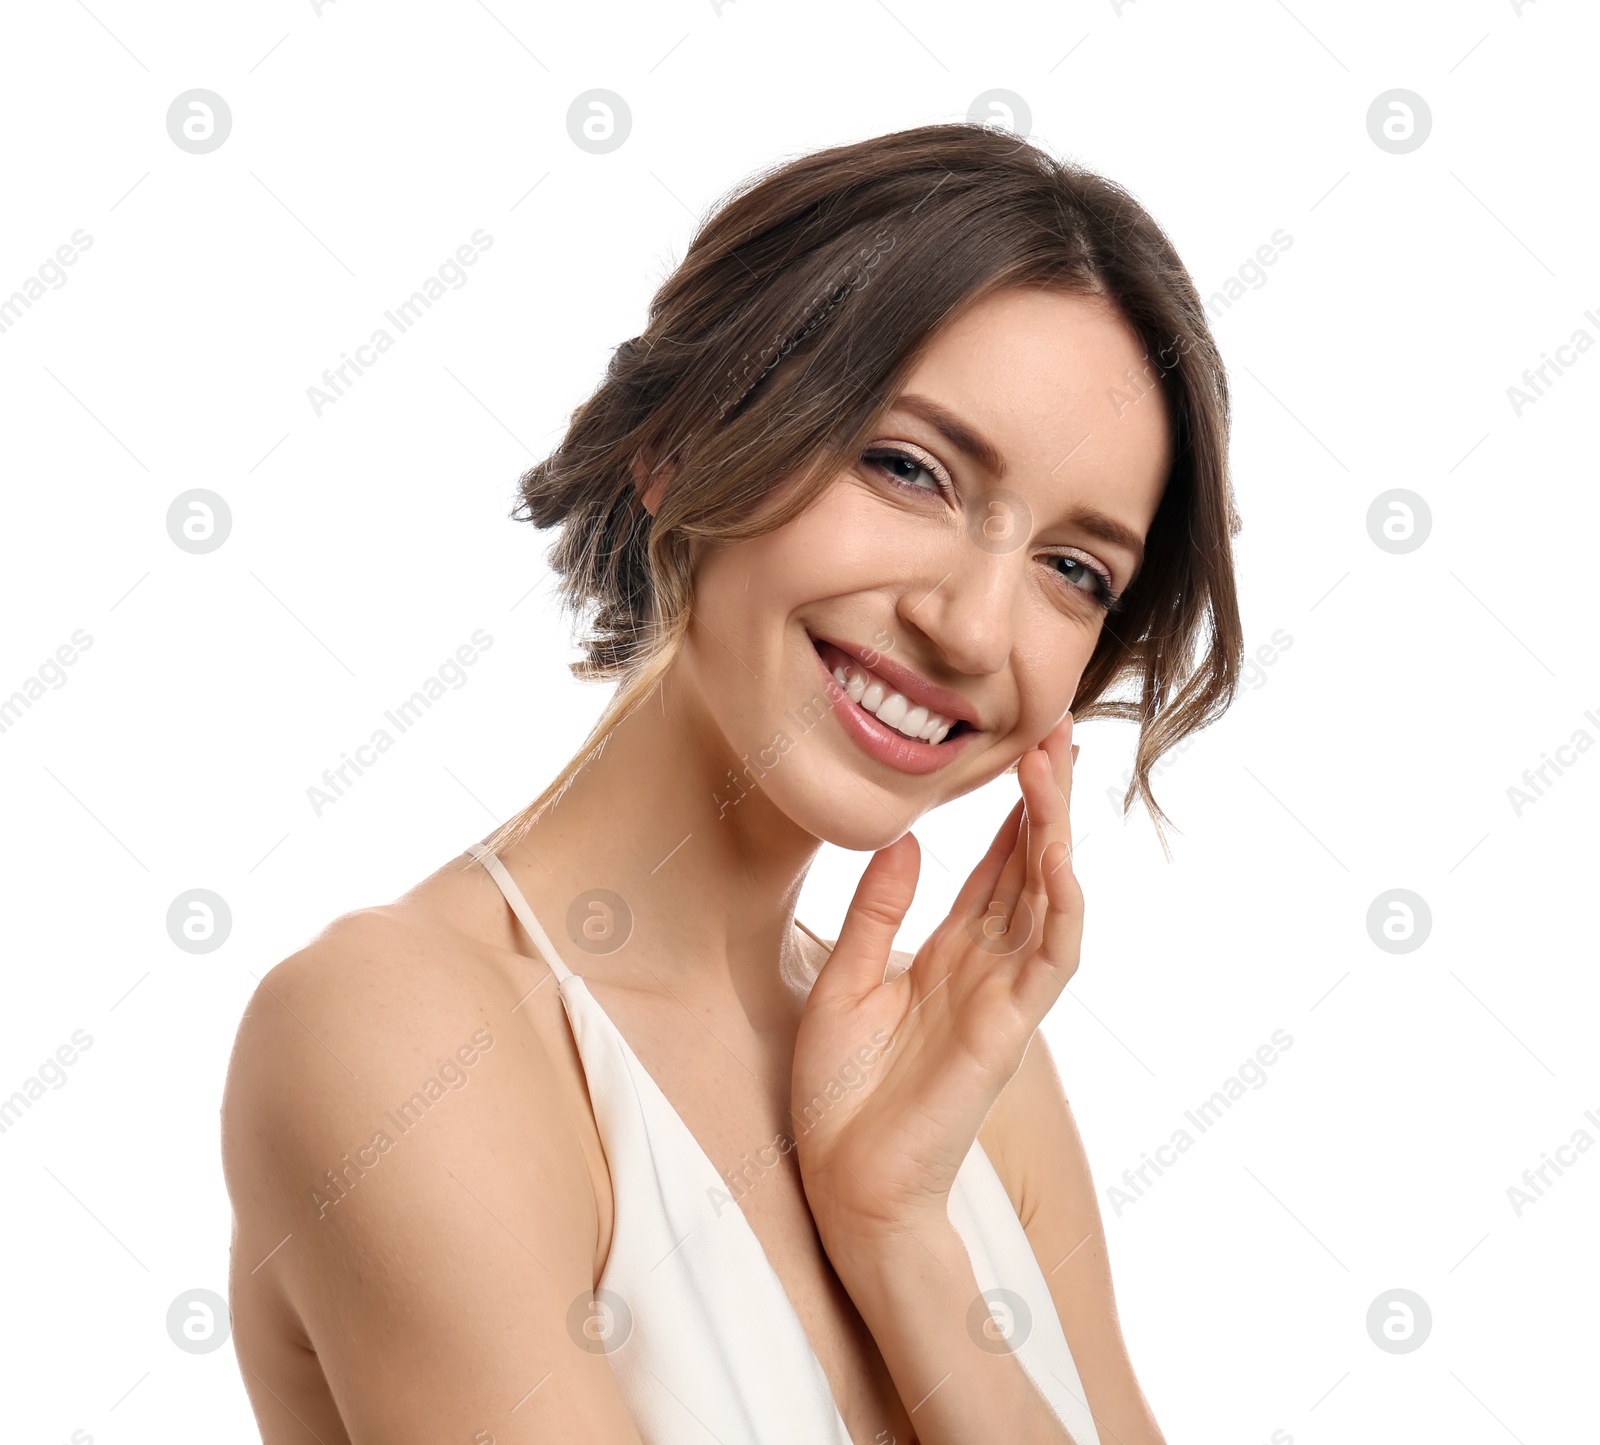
226,882,536,1092
223,883,578,1193
222,878,602,1264
220,863,640,1442
226,901,504,1105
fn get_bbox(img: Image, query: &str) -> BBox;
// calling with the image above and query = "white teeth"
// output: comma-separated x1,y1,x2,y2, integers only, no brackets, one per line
828,655,957,743
834,666,869,703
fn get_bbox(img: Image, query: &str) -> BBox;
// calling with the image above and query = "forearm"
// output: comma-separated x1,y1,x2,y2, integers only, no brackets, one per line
828,1213,1080,1445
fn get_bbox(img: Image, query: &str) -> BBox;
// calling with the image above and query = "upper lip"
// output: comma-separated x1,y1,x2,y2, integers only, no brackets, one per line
811,632,984,730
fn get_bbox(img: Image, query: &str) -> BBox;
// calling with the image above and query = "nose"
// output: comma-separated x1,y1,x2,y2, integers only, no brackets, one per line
894,534,1022,681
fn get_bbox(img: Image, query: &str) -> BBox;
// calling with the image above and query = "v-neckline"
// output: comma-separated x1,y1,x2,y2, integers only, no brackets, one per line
470,844,1096,1443
557,970,864,1440
471,842,901,1438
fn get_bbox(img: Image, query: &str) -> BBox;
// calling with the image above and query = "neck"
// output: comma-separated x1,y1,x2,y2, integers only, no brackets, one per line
500,672,825,1010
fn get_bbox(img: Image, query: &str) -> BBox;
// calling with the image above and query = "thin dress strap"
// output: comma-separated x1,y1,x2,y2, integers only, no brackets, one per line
465,843,575,983
793,917,833,953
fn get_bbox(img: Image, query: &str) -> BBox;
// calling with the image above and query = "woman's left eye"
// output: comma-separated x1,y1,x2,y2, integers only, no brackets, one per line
1051,554,1119,610
862,447,946,497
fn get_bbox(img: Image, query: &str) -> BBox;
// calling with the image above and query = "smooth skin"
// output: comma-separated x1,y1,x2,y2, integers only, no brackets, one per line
223,284,1172,1443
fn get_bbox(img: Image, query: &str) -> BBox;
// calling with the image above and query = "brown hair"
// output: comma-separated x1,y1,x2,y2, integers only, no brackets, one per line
482,122,1242,858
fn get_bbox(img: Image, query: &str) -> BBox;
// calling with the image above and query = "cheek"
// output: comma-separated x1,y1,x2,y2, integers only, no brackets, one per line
698,480,924,623
681,484,923,754
1011,632,1096,731
770,479,926,586
690,531,825,647
681,516,838,730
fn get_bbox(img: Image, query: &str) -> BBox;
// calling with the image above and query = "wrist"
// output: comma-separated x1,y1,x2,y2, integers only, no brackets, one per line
800,1154,952,1252
814,1198,963,1293
815,1200,1075,1445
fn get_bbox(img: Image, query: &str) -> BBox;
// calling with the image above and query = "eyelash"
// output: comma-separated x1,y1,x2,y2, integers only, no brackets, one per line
860,445,1125,613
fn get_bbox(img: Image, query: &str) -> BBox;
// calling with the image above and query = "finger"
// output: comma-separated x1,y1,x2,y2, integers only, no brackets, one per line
812,832,921,1006
950,797,1024,921
1054,716,1075,858
972,751,1052,962
1043,711,1074,775
1014,836,1084,1018
1033,703,1074,783
1039,712,1075,862
1017,748,1068,930
1017,713,1077,944
992,712,1074,920
989,778,1034,917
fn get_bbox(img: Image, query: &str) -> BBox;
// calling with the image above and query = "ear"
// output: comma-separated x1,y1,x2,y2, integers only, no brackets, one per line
631,453,675,517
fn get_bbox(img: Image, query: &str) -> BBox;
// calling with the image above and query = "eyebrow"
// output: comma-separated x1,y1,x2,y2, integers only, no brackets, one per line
894,392,1009,480
890,391,1148,573
1070,508,1147,575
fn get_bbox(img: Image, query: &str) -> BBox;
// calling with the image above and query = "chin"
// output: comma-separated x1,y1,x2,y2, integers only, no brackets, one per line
757,763,935,852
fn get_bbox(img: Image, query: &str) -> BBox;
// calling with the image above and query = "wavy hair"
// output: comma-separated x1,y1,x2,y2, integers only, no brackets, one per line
482,122,1242,858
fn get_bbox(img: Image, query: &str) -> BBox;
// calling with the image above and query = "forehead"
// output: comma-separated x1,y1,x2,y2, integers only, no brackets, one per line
894,286,1173,530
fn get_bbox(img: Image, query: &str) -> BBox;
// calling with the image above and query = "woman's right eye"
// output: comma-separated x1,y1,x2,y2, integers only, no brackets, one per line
861,447,948,499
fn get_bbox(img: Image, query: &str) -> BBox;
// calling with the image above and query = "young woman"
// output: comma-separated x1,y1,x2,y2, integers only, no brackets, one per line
222,123,1241,1444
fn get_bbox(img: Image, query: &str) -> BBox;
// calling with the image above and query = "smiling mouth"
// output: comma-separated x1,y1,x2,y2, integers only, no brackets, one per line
809,637,975,745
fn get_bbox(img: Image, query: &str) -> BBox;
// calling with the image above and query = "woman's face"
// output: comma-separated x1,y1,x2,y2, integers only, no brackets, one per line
679,285,1174,852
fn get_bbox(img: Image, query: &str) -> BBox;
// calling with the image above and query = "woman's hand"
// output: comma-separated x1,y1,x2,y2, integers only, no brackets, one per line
790,712,1083,1252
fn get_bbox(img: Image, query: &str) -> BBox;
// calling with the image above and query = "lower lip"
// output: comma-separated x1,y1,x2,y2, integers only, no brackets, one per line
809,637,978,776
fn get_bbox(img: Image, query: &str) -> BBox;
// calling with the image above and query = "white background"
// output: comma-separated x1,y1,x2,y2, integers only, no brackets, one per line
2,1,1596,1442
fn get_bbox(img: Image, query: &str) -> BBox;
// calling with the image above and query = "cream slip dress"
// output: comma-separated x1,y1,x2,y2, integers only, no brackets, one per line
467,843,1102,1444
